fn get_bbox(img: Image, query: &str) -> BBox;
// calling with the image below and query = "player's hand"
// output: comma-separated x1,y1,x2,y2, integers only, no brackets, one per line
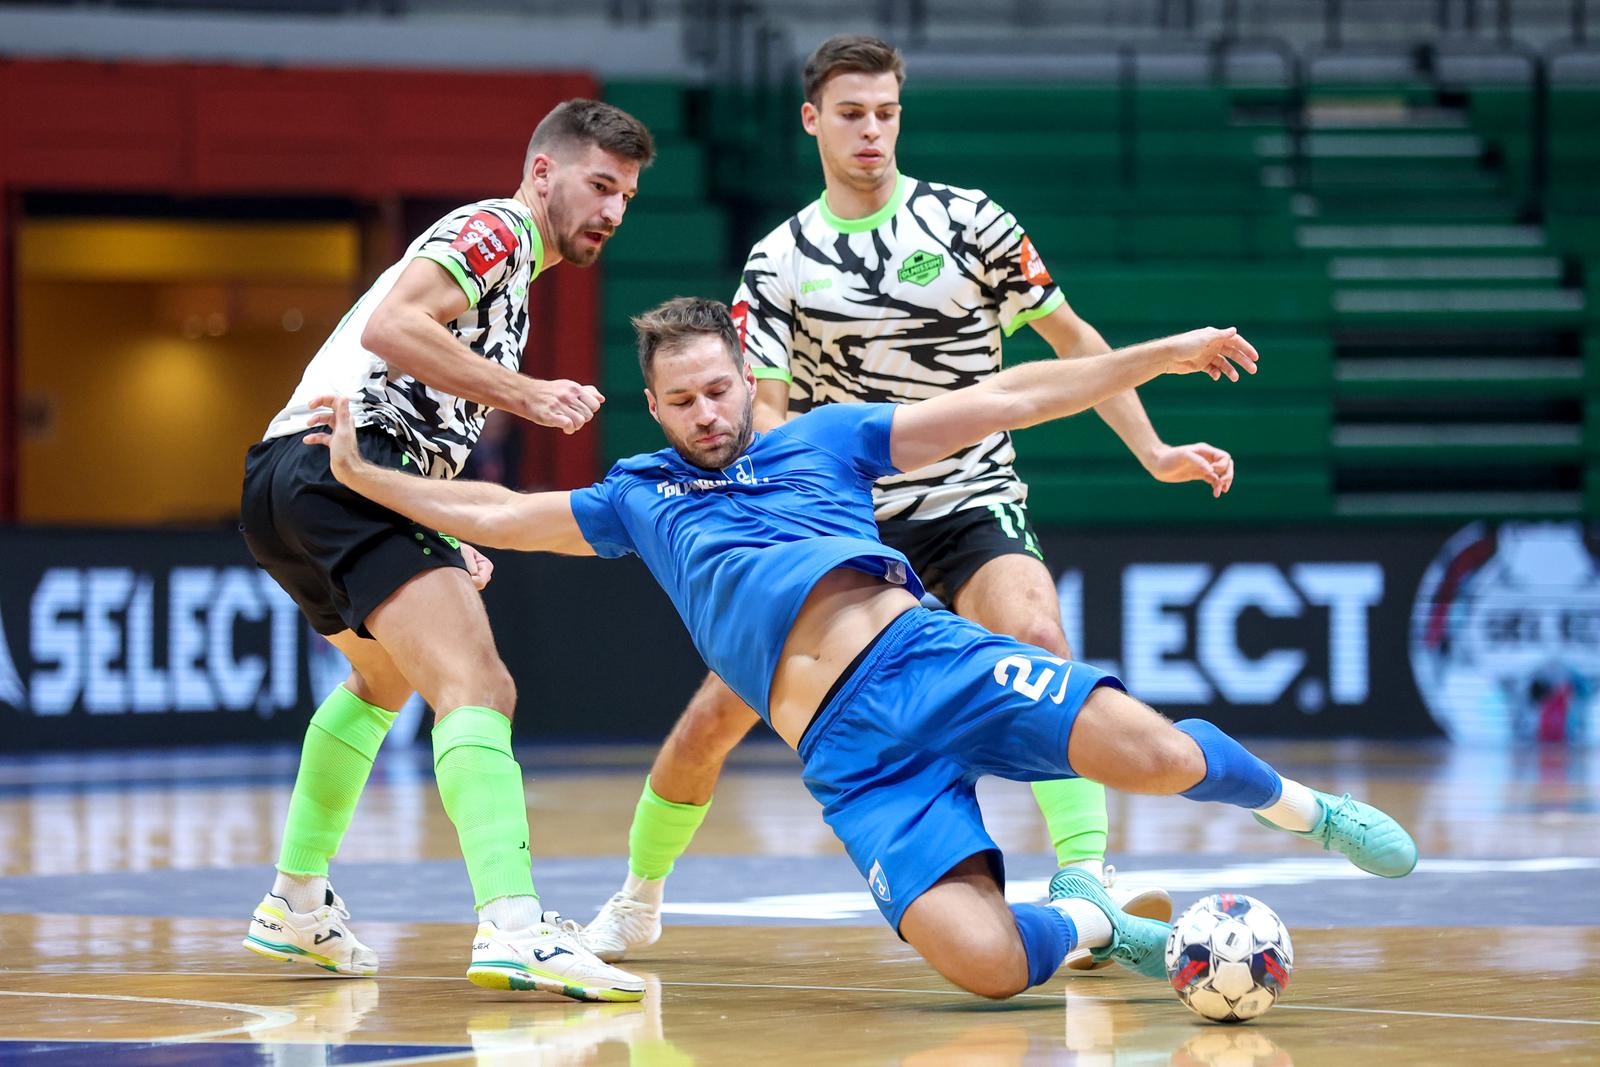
1166,327,1259,382
521,378,605,434
461,542,495,591
1146,442,1235,498
304,394,364,483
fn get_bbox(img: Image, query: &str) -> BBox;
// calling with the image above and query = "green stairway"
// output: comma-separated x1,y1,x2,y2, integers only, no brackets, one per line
1279,82,1592,519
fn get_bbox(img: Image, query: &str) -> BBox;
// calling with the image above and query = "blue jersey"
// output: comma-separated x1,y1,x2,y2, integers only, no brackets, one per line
569,403,926,720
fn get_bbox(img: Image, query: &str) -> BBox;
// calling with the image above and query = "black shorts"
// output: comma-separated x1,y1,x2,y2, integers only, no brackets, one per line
239,427,468,638
875,502,1045,606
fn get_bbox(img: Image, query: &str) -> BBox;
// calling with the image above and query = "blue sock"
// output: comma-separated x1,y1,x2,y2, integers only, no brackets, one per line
1173,718,1283,810
1010,903,1077,988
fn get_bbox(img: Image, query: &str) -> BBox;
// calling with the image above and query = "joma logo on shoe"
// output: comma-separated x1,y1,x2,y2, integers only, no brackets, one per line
531,946,572,963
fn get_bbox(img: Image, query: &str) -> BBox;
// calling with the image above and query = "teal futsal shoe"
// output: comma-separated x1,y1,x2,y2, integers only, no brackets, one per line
1048,867,1172,980
1254,790,1419,878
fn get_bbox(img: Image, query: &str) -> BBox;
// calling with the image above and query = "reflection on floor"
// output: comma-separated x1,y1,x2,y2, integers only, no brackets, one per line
0,740,1596,1065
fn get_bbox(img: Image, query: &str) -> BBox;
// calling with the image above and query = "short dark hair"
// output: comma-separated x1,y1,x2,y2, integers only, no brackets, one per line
632,297,740,386
803,34,905,105
525,98,655,175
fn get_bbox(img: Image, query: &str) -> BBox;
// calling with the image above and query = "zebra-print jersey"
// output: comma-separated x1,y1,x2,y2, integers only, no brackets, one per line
263,197,541,479
732,174,1064,521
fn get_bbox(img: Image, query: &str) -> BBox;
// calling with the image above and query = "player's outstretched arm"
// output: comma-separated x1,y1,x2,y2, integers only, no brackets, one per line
303,394,595,556
1030,303,1236,498
363,259,605,435
889,328,1258,474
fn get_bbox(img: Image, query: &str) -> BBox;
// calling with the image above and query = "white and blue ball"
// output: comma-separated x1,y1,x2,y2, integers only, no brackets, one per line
1165,893,1293,1024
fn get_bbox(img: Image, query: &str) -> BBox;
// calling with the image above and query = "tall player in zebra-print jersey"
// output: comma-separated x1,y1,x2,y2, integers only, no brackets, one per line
579,36,1236,966
238,101,654,1002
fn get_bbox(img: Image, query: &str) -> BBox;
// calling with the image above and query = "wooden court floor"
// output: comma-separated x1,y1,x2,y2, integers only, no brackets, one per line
0,740,1596,1065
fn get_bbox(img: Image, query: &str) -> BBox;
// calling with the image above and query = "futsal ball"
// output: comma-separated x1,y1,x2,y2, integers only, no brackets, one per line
1165,893,1293,1024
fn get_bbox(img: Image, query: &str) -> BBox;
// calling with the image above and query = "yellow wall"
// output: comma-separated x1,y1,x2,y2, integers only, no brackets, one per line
17,220,360,525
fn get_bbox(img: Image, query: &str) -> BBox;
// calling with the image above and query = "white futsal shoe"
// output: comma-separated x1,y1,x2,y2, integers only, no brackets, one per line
575,888,663,963
468,912,647,1002
1063,865,1174,972
242,887,378,976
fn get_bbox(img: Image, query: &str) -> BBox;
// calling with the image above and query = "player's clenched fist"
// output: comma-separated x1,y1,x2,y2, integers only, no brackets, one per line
521,378,605,434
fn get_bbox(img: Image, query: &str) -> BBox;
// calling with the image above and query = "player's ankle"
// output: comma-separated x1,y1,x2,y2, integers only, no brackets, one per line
623,870,666,905
1048,897,1112,949
481,894,543,930
271,871,328,913
1060,858,1104,883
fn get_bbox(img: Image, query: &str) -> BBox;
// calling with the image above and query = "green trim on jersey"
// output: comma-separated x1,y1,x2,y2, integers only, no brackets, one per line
818,172,911,234
1002,288,1065,338
750,365,794,383
417,251,480,309
520,214,546,282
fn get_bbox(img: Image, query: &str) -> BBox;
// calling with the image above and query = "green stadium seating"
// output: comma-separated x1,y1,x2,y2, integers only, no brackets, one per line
596,79,1600,523
604,208,728,267
1016,465,1333,524
603,81,691,138
1015,402,1330,462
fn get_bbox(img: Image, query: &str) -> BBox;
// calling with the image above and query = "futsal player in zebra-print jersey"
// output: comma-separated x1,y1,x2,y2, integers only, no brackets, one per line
239,101,655,1002
579,36,1236,966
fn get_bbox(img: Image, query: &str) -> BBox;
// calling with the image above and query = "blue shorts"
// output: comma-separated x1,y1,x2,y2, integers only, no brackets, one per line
796,607,1123,932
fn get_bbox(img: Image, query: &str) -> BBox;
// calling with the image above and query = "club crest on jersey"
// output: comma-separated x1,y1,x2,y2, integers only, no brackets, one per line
897,250,945,287
868,860,892,903
657,458,764,499
1019,236,1052,286
451,211,517,278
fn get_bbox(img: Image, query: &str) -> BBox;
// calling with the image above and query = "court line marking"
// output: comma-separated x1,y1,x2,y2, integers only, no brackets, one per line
0,989,297,1043
4,972,1598,1030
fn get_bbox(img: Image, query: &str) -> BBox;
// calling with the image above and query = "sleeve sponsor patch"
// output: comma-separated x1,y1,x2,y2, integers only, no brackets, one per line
450,210,518,278
731,299,750,354
1019,235,1052,287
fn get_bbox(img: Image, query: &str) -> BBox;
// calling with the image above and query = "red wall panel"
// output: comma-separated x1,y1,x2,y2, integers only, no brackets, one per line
190,66,372,194
2,62,190,191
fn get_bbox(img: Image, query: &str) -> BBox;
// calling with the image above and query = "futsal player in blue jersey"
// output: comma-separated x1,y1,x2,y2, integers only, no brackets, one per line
302,297,1417,1000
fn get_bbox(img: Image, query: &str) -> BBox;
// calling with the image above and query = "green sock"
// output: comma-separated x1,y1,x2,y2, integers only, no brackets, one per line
276,686,398,876
432,705,536,908
1032,777,1109,869
627,776,711,880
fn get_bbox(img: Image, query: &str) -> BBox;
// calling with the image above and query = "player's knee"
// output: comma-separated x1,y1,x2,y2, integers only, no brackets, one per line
962,972,1028,1000
1014,618,1071,658
485,662,517,717
1145,726,1204,791
345,669,409,712
941,941,1029,1000
450,659,516,718
678,684,755,743
916,924,1029,1000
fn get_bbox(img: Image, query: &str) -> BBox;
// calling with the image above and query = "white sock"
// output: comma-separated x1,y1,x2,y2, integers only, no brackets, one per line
481,894,543,930
1050,898,1113,950
1253,778,1323,832
271,871,327,913
623,870,666,906
1063,858,1104,884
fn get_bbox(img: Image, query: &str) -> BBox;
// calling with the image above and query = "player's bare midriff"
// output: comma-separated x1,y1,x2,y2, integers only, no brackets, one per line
767,566,921,747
